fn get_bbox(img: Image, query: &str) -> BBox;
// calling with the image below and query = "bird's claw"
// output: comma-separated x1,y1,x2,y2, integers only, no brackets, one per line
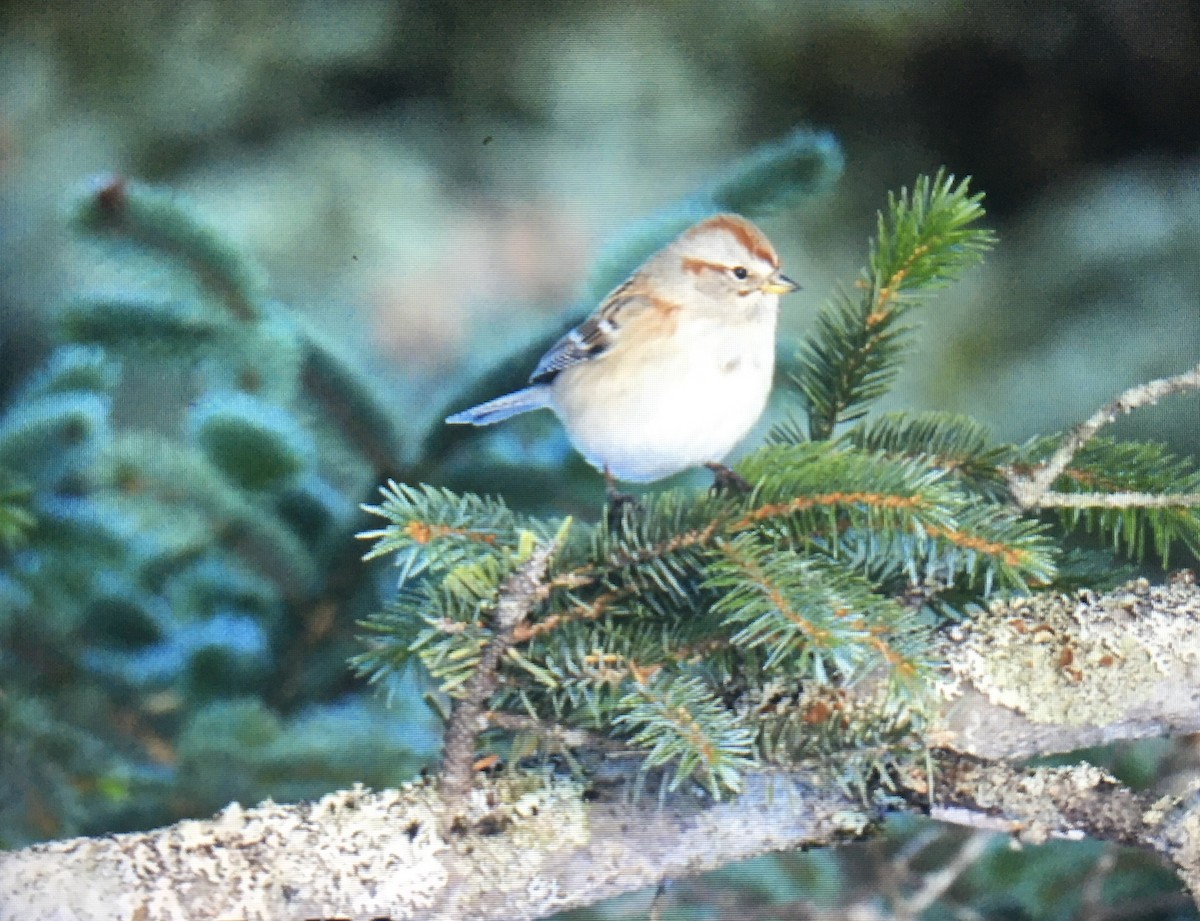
705,462,752,495
604,469,643,528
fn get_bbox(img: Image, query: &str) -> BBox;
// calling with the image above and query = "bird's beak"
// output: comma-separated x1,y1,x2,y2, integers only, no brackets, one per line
762,273,800,296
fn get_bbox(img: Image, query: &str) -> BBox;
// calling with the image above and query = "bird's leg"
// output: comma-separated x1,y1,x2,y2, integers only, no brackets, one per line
604,467,641,527
705,462,752,495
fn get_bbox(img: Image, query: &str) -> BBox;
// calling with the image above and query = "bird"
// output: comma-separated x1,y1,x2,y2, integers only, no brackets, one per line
446,213,799,499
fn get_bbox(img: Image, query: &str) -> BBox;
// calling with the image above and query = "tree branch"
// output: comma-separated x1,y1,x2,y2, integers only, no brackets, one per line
2,577,1198,921
1028,491,1200,508
438,539,559,807
1010,362,1200,509
932,574,1200,758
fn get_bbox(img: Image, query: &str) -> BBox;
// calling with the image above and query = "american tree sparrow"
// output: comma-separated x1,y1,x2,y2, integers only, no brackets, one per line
447,214,799,494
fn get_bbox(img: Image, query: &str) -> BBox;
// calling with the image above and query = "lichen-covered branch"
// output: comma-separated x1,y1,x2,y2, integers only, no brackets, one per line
1159,789,1200,903
2,577,1198,921
1010,361,1200,509
0,773,877,921
934,574,1200,758
916,756,1199,906
1,756,1193,921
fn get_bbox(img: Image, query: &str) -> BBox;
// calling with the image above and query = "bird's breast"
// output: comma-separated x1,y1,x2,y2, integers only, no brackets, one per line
550,313,777,482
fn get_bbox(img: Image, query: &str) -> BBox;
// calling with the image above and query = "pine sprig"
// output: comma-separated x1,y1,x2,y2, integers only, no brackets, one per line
1021,437,1200,563
797,171,995,440
353,167,1200,802
356,545,530,696
74,176,266,322
736,442,958,542
842,411,1011,495
357,434,1058,792
615,673,757,797
733,443,1056,590
920,503,1057,592
356,486,568,697
359,481,526,588
582,491,729,610
708,535,908,681
60,295,227,356
510,616,687,721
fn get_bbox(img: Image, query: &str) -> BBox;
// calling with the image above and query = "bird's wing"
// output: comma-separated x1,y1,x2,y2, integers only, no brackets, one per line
529,279,644,384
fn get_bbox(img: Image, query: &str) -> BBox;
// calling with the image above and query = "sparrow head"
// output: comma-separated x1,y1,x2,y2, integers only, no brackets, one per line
650,214,799,314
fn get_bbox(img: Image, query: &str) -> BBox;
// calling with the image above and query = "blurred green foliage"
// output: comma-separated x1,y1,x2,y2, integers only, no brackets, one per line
0,177,437,847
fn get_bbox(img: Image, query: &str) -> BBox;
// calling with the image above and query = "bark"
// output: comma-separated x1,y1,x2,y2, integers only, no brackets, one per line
1,577,1198,921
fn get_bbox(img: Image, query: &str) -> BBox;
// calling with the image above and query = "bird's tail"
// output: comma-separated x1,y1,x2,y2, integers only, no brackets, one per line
445,385,552,426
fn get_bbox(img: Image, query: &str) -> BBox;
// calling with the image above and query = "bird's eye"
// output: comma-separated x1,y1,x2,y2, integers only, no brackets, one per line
731,266,749,280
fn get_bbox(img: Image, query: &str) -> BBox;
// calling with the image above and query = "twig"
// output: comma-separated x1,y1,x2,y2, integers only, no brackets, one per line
484,710,630,752
894,830,994,919
1010,362,1200,509
439,539,558,807
875,825,945,908
647,882,668,921
1078,848,1117,919
1030,491,1200,508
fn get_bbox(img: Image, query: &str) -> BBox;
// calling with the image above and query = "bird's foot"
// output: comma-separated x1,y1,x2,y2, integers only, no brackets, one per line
604,469,642,528
705,462,752,496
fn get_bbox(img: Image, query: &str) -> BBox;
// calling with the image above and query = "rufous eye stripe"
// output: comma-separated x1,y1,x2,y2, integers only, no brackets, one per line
681,256,730,275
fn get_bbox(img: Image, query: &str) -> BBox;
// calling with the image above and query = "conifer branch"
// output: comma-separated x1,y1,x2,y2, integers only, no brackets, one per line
439,538,559,806
797,171,995,440
3,580,1198,918
298,322,408,481
0,468,35,550
0,750,1190,920
483,710,623,751
1011,361,1200,509
76,176,265,323
358,168,1191,808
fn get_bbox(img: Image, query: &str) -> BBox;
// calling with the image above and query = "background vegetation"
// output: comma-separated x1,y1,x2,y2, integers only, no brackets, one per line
1,1,1198,918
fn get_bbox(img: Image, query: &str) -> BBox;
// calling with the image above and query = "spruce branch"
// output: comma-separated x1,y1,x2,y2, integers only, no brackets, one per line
1010,361,1200,509
359,441,1057,794
796,171,995,440
1012,432,1200,564
357,170,1200,810
708,535,915,681
0,468,35,551
74,175,265,322
704,127,845,216
842,411,1011,495
297,320,408,481
615,673,757,797
13,345,121,402
59,294,227,355
3,579,1199,918
439,536,560,806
